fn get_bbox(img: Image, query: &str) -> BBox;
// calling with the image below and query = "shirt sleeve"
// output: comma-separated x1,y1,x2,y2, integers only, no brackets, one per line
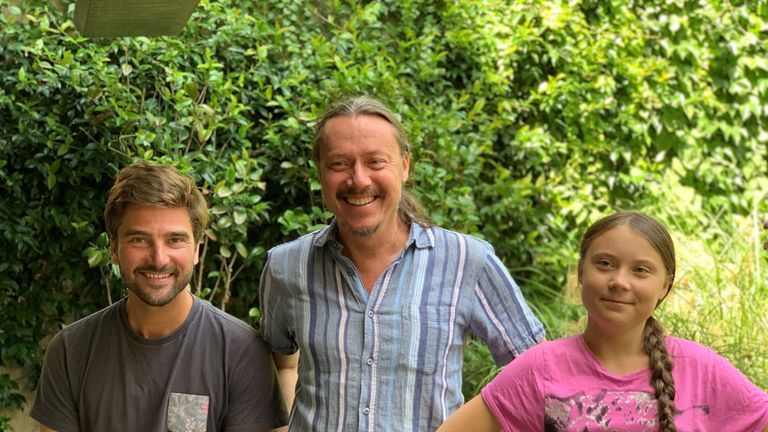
693,343,768,431
223,335,289,432
481,344,545,430
30,332,81,432
468,246,545,366
258,248,298,355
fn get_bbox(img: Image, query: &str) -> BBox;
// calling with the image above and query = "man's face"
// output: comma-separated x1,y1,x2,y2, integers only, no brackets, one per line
110,205,199,307
318,114,410,239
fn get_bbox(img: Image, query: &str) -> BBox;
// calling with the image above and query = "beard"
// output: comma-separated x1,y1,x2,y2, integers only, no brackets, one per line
334,184,403,238
122,265,193,307
341,221,380,237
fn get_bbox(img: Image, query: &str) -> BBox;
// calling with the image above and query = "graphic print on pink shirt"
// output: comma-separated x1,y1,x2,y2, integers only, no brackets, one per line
544,388,711,431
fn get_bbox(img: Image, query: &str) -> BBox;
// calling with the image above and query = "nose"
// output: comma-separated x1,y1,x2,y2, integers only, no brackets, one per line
608,269,631,291
347,163,371,186
148,243,171,266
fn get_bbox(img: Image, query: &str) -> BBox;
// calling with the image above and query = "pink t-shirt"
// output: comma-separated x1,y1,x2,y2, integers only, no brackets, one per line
481,334,768,431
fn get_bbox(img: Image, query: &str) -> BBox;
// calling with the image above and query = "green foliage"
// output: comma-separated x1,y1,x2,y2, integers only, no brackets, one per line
1,0,766,421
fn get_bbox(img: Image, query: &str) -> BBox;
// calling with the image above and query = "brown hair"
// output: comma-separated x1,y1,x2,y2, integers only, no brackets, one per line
579,211,677,431
312,95,431,227
104,161,208,243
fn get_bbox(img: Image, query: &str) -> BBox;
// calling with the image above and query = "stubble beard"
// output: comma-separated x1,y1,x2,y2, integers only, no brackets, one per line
335,186,403,238
340,220,380,237
123,266,193,307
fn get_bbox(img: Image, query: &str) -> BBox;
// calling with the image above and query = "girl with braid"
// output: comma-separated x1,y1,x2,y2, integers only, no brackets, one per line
439,211,768,431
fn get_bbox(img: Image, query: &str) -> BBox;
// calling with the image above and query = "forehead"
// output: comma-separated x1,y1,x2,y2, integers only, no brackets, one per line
117,205,193,235
587,225,663,262
320,115,399,156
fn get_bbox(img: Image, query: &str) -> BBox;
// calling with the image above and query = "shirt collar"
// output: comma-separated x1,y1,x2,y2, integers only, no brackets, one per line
312,219,434,250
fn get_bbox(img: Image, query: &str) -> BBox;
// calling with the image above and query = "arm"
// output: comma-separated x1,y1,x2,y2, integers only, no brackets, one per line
273,351,299,412
438,394,501,432
469,247,545,366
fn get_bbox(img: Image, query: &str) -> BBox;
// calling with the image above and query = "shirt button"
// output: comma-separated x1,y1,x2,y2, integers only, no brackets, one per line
367,358,373,365
367,311,374,318
363,407,370,415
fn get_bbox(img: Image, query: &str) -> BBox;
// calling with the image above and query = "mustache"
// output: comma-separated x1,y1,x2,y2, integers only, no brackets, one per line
337,185,381,199
135,265,178,275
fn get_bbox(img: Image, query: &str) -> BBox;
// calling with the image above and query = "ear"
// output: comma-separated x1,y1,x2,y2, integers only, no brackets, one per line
193,242,201,266
401,151,410,182
658,276,673,303
577,260,584,285
109,238,119,265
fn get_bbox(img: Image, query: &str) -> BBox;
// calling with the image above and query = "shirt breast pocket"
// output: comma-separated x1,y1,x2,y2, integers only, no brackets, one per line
167,392,209,432
398,306,459,376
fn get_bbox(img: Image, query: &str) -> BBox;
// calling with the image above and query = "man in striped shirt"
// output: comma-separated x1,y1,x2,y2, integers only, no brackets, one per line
259,96,545,431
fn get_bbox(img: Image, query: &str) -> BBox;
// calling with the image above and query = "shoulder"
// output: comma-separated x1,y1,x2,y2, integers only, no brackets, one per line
195,297,259,338
499,337,574,375
421,225,495,257
193,299,273,362
665,336,754,384
268,229,322,255
526,336,581,360
266,226,329,264
55,301,123,343
666,336,725,363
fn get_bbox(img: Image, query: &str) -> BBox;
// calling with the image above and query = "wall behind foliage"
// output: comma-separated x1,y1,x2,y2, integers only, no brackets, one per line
1,0,766,422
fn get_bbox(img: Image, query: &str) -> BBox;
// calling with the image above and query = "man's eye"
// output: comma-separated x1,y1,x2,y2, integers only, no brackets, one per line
128,237,148,245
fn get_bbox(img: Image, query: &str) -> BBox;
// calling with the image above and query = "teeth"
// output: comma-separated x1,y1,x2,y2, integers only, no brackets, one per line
346,196,375,206
144,272,171,279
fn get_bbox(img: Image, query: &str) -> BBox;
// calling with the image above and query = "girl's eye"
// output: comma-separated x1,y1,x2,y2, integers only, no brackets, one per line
634,267,650,274
596,259,612,268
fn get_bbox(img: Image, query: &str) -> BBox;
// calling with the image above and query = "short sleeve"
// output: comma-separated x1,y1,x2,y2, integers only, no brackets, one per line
30,332,80,432
481,345,545,430
222,335,288,431
258,249,298,355
694,344,768,431
469,247,545,366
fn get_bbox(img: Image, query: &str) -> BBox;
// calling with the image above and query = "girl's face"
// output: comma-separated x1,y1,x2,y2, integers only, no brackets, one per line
579,225,671,336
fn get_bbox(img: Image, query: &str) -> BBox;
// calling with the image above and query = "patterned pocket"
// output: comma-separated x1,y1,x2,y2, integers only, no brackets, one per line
167,392,209,432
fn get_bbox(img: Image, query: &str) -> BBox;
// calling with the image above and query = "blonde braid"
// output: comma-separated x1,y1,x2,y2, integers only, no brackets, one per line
643,316,676,432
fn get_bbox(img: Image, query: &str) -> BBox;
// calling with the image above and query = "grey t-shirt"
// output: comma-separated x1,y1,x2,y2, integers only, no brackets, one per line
31,295,287,432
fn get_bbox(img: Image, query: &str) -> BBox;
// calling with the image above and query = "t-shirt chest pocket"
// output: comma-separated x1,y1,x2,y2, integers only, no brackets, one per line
167,392,209,432
398,305,457,375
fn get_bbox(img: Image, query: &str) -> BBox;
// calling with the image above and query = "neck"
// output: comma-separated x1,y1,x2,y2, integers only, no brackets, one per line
125,289,194,339
582,320,649,375
338,218,410,264
337,219,410,294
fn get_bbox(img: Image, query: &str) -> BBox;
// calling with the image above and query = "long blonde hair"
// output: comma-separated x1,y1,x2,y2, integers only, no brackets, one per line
579,211,677,431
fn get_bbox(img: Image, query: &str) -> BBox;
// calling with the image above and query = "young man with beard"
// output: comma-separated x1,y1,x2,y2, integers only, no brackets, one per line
31,161,287,432
259,96,545,431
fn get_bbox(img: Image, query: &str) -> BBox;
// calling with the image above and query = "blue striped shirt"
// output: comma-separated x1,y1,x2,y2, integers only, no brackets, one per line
259,221,545,431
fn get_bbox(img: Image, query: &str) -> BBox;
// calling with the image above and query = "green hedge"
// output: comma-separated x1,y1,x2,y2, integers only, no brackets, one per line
1,0,766,421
